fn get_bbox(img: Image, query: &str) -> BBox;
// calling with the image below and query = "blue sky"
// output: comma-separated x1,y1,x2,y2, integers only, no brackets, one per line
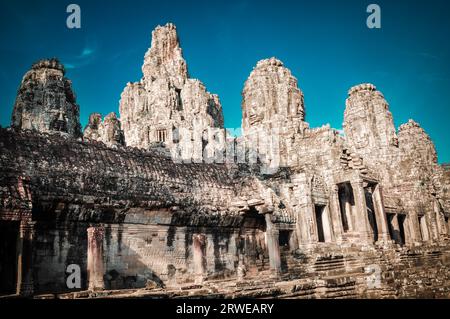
0,0,449,163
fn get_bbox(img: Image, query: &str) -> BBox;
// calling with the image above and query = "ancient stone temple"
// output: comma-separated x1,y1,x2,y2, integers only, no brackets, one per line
1,23,450,299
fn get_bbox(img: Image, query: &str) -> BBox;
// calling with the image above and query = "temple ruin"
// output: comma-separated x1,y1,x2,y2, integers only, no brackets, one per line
1,23,450,299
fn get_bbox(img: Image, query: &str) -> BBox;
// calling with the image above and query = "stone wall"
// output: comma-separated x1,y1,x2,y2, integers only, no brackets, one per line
0,128,273,294
0,128,240,218
31,221,270,294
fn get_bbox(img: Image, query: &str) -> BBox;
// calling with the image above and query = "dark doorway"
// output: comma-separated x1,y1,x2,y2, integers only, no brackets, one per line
0,221,19,295
239,208,268,272
387,213,406,246
338,183,354,232
398,214,406,245
241,208,266,231
278,230,291,249
386,213,396,242
278,230,292,273
315,205,325,243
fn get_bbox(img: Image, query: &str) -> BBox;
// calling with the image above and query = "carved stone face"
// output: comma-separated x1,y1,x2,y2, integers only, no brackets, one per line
248,101,263,125
351,120,370,149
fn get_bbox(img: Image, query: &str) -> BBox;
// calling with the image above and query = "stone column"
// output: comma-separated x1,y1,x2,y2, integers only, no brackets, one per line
372,184,390,243
295,203,315,248
419,213,431,242
322,205,334,242
87,226,105,291
295,204,307,247
305,202,318,245
265,213,281,275
434,200,447,239
16,221,36,296
428,200,442,242
402,214,412,245
343,184,355,232
192,234,206,284
351,180,372,243
390,214,402,244
408,210,422,244
330,185,344,243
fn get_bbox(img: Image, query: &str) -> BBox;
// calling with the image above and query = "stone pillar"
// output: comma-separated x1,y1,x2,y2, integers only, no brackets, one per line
265,213,281,275
351,180,372,243
408,210,422,244
295,203,315,248
402,214,412,245
322,205,334,243
434,200,446,239
87,226,105,291
306,202,317,244
330,185,344,243
372,184,390,243
192,234,206,284
390,214,402,244
343,184,355,232
16,221,36,296
295,204,307,247
419,213,431,242
429,211,439,242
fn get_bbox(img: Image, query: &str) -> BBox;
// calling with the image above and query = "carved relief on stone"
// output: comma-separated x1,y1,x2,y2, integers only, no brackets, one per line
242,57,305,134
241,57,307,170
344,83,398,157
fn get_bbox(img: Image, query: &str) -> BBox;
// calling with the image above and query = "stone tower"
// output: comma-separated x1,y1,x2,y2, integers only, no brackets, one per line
119,23,225,161
242,57,305,134
11,58,82,138
241,57,307,169
141,22,188,89
83,112,125,147
398,119,438,166
343,83,398,162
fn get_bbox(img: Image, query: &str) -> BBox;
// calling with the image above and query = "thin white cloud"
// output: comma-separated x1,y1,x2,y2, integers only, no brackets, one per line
80,48,94,58
64,63,76,70
62,38,98,70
